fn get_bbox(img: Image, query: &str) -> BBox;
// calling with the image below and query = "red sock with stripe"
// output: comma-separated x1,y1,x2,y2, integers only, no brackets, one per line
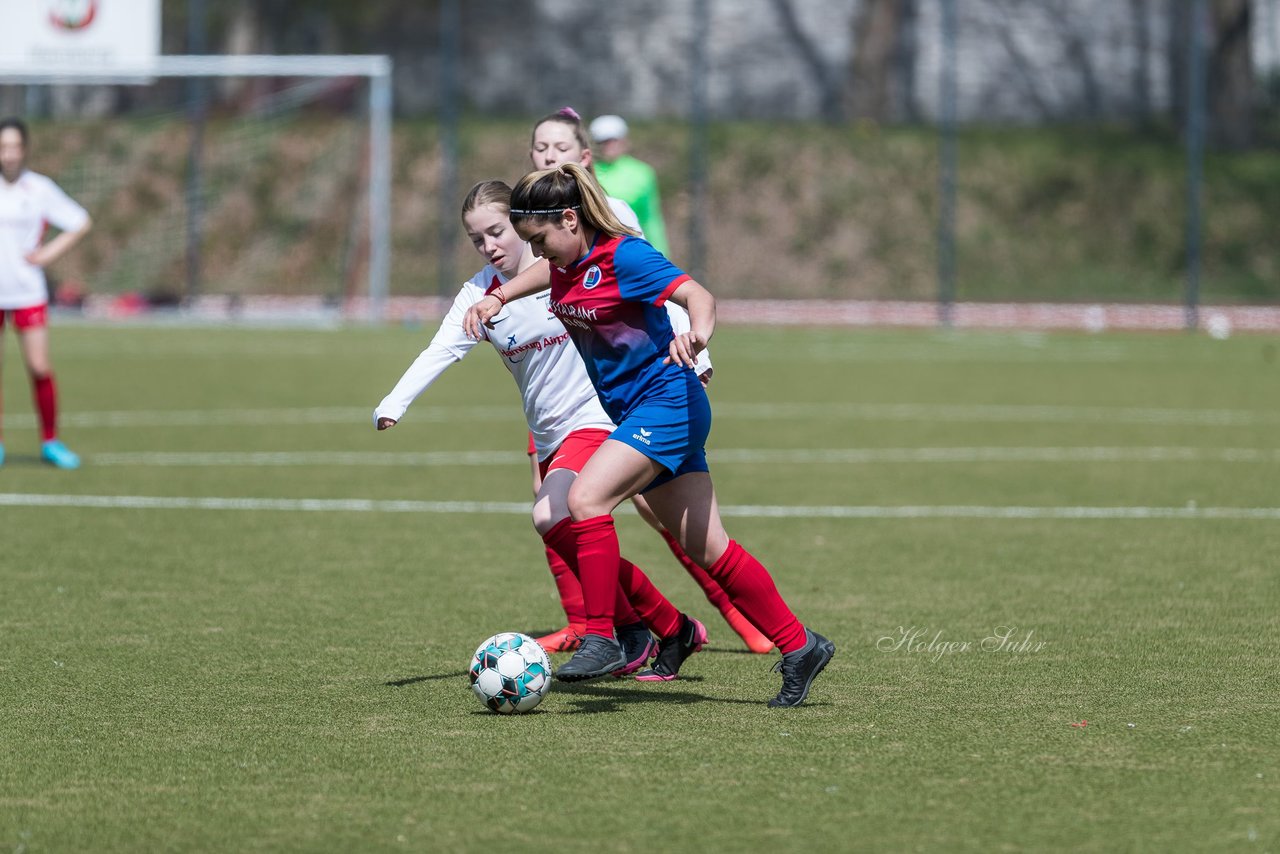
569,515,622,638
543,521,643,629
706,540,808,654
542,547,586,628
616,559,681,639
32,373,58,441
660,529,733,615
540,514,629,640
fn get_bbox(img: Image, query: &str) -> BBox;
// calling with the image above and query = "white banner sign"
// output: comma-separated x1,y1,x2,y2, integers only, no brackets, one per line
0,0,160,72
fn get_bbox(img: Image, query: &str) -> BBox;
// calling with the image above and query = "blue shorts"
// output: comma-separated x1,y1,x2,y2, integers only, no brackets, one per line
610,379,712,493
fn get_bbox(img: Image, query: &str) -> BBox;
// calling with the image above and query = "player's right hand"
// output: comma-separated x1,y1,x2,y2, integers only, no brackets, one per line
462,295,503,340
376,417,397,430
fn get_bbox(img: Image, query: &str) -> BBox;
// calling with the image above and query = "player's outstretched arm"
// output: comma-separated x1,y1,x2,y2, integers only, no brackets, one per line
374,285,480,428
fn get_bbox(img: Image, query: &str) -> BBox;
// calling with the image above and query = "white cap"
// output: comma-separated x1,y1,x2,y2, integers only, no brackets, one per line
589,114,629,142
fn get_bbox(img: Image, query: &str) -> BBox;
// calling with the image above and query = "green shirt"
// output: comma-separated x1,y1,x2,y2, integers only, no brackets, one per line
595,155,669,256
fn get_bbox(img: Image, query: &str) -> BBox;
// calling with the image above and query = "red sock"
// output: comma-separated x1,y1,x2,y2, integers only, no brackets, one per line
544,520,641,631
612,588,643,630
617,559,681,639
570,515,621,638
542,546,586,627
660,529,734,617
32,373,58,442
706,540,807,654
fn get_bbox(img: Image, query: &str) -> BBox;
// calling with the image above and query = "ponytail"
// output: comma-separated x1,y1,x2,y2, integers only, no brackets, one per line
510,163,640,240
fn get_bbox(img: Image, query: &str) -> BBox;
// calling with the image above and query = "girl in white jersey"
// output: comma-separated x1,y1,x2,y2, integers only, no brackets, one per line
374,180,703,678
523,108,774,656
0,118,91,469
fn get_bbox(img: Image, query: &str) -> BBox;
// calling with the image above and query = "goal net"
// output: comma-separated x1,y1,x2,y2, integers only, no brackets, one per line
0,55,391,321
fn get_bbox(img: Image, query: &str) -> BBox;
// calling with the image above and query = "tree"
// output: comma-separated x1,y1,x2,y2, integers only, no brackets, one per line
1169,0,1254,149
848,0,913,122
1208,0,1253,149
768,0,844,122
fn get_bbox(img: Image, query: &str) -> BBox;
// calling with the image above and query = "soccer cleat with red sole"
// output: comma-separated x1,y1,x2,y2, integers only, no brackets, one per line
535,625,585,653
722,605,775,654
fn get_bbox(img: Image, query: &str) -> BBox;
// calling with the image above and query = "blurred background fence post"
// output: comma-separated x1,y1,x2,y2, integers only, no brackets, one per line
369,58,394,322
436,0,462,300
1185,0,1209,332
184,0,207,302
688,0,712,283
937,0,958,327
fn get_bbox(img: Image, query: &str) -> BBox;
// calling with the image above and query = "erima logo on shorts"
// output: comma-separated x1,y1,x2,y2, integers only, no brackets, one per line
632,427,652,446
582,265,603,290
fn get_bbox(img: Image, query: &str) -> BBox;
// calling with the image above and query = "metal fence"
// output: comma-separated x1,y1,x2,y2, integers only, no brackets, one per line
422,0,1280,327
4,0,1279,326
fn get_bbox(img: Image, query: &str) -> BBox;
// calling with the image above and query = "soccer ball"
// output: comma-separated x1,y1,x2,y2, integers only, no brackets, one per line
468,632,552,714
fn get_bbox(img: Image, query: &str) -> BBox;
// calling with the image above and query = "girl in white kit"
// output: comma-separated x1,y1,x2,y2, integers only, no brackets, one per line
0,118,92,469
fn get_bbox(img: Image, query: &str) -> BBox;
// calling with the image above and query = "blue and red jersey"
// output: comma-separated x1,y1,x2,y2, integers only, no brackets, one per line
547,233,694,423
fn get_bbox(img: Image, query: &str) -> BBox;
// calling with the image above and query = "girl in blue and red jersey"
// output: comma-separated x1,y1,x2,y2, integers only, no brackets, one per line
374,180,702,677
463,163,834,707
523,107,774,657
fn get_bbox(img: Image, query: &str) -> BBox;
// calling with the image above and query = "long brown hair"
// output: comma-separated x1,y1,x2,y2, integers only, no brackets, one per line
509,163,639,240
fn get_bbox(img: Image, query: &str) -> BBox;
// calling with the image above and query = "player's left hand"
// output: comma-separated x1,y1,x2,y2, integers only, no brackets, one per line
24,248,50,268
664,331,705,371
462,295,502,340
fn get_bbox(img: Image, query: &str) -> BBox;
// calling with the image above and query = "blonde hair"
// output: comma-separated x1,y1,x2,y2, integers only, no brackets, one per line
509,163,639,240
461,179,512,220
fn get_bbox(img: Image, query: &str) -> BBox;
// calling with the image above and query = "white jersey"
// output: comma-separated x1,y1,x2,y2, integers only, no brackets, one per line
374,264,614,459
606,195,711,377
0,170,90,309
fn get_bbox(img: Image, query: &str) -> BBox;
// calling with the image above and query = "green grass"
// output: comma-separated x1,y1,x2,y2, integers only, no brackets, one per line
2,323,1278,852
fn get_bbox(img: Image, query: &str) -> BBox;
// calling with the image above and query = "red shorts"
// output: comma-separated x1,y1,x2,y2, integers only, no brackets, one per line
0,304,48,330
538,428,611,480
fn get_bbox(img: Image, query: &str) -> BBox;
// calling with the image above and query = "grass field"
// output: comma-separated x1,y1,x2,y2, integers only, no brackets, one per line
1,323,1278,852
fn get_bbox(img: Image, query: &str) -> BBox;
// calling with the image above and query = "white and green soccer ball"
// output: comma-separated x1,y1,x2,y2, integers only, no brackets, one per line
468,632,552,714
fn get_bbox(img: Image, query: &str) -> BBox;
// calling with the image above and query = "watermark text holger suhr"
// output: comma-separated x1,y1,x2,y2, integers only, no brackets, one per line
876,626,1048,662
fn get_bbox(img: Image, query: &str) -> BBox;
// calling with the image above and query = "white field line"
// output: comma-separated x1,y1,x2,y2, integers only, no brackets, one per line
83,447,1280,467
1,492,1278,520
5,401,1280,430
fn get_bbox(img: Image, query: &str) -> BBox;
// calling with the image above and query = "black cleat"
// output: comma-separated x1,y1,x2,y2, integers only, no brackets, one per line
635,615,707,682
613,621,657,677
767,630,835,708
554,634,627,682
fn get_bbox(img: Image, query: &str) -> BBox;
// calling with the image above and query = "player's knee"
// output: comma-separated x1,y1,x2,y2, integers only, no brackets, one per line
566,482,609,522
683,533,730,570
531,504,561,537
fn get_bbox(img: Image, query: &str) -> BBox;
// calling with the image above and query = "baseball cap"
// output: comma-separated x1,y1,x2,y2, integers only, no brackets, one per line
589,114,629,142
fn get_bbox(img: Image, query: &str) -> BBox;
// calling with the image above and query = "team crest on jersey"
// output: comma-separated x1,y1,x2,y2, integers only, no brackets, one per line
48,0,97,30
582,265,603,290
